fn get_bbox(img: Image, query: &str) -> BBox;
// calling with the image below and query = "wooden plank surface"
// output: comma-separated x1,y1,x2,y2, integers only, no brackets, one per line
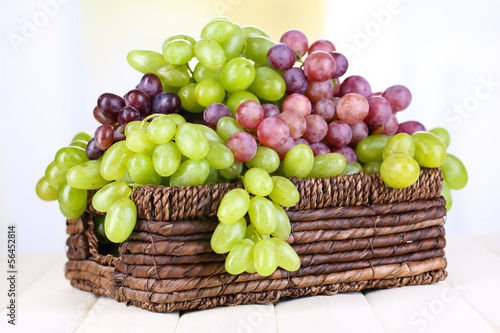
275,293,385,333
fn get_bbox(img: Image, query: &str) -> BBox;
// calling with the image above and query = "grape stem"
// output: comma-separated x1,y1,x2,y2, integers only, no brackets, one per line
253,228,263,241
140,113,166,130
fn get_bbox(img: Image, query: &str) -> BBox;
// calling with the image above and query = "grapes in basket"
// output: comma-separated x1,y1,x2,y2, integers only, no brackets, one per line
36,17,467,276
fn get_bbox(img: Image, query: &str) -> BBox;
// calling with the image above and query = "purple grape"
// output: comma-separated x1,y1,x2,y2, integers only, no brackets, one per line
111,124,126,142
331,146,357,163
365,96,392,127
86,139,104,160
280,29,308,58
118,106,141,126
397,121,426,135
310,142,330,156
93,106,115,125
274,136,296,160
152,92,181,114
267,43,296,71
383,85,412,112
262,104,281,118
305,79,335,104
94,125,114,151
124,89,151,118
308,39,336,54
303,51,336,82
283,68,308,95
339,75,372,98
327,121,352,147
331,52,348,78
137,73,162,100
203,103,233,129
97,93,126,122
382,115,399,136
314,99,336,121
349,122,369,147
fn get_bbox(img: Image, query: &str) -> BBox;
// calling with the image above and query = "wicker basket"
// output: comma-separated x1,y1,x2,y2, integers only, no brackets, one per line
64,168,447,312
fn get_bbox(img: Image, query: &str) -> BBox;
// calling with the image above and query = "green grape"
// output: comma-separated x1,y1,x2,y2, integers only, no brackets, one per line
271,162,286,177
116,171,131,183
71,132,91,143
127,50,167,74
92,181,131,213
220,23,245,60
66,160,110,190
104,198,137,243
163,34,196,49
307,153,347,178
124,121,146,137
355,135,390,163
383,133,415,159
340,162,363,175
161,177,170,186
270,202,291,240
196,124,224,144
429,127,450,148
36,177,58,201
156,64,191,87
205,169,219,185
70,140,88,149
363,161,382,175
226,91,260,115
245,146,280,173
193,62,221,83
55,146,89,173
194,38,226,69
245,37,275,65
126,130,156,154
440,154,468,190
201,19,236,44
147,116,177,144
268,176,300,207
175,123,209,160
93,215,110,242
411,132,447,168
441,180,452,211
101,141,134,181
216,116,245,142
245,223,255,239
219,58,256,93
194,79,226,107
59,203,86,220
169,159,210,187
178,83,205,113
211,217,247,254
225,239,255,275
271,238,300,271
250,67,286,101
246,262,257,274
152,142,181,177
45,161,66,187
168,114,186,126
380,155,420,189
162,39,194,65
243,168,273,196
248,196,277,234
243,25,271,39
57,181,88,212
206,140,234,169
219,162,243,180
283,144,314,178
253,238,278,276
127,154,161,186
217,188,250,224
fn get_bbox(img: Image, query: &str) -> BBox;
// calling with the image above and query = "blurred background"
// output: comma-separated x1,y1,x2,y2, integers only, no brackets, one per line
1,0,499,253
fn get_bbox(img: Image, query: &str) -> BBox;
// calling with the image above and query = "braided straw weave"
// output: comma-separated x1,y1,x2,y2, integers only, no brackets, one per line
65,168,447,312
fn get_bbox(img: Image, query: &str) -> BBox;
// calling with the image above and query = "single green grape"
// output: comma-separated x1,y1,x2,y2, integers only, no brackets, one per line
45,161,66,187
175,123,209,160
226,91,260,115
216,117,245,142
204,169,219,185
125,121,146,137
363,161,382,175
283,144,314,178
162,34,196,49
162,39,194,65
194,79,226,107
105,198,137,243
219,162,243,180
92,181,131,213
152,142,181,177
441,180,452,211
126,130,156,154
217,188,250,224
254,238,278,276
93,215,111,243
340,162,363,175
127,50,167,74
411,132,447,168
201,19,236,44
220,23,245,60
156,64,191,87
271,238,301,271
225,239,255,275
380,155,420,189
382,133,415,159
268,176,300,207
219,57,256,93
250,67,286,101
59,203,87,220
206,140,234,170
169,159,210,187
71,132,91,143
57,181,88,212
178,83,205,113
245,37,275,65
194,38,226,69
116,171,131,184
55,146,89,173
245,146,280,174
243,168,273,197
196,124,224,144
210,217,247,254
248,196,277,234
270,202,291,240
429,127,450,148
127,154,161,186
66,160,110,190
100,141,134,181
193,62,221,83
355,135,390,163
36,177,58,201
440,153,468,190
242,25,271,39
147,115,177,144
307,153,346,178
70,139,88,150
168,113,186,126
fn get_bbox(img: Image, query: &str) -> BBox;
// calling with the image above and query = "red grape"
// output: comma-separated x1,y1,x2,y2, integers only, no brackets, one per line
305,79,334,104
383,85,412,112
294,138,311,147
331,146,357,163
282,93,312,118
303,51,336,82
280,29,308,57
124,89,151,118
278,110,306,140
303,114,328,143
397,121,426,135
339,75,372,98
314,99,336,121
308,39,336,54
153,92,181,115
97,93,126,122
274,136,296,160
226,132,258,163
262,104,280,118
93,106,115,125
111,124,126,142
94,125,114,151
336,93,369,124
349,122,369,147
331,53,348,79
310,142,330,156
204,103,232,129
382,115,399,136
236,100,264,131
327,120,352,147
86,138,104,160
137,73,162,100
365,96,392,127
257,117,290,149
283,68,308,94
118,106,141,126
267,43,296,71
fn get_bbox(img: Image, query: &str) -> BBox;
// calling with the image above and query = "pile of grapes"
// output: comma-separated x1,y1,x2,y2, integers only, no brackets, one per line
36,18,468,277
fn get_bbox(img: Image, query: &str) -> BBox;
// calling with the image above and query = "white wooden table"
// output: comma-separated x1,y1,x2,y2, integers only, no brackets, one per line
1,233,499,333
